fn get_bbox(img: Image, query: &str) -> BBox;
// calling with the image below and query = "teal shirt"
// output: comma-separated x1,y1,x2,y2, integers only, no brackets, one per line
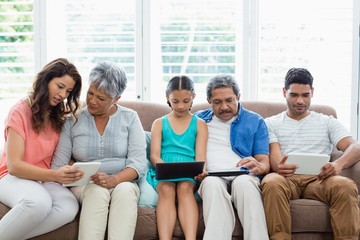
146,114,198,189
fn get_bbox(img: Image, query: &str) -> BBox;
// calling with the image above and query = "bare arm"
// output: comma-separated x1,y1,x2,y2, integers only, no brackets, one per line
149,118,164,167
268,142,283,172
195,119,208,162
334,136,360,169
268,142,297,177
254,154,270,175
317,136,360,180
6,127,82,183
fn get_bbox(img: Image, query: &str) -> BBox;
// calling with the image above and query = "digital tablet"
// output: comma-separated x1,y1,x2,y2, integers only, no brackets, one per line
207,167,250,177
286,153,330,175
156,161,205,180
63,162,101,187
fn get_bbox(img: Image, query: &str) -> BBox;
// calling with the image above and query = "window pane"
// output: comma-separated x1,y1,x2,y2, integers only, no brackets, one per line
0,0,34,99
61,0,136,101
258,0,353,130
152,0,242,103
0,0,34,148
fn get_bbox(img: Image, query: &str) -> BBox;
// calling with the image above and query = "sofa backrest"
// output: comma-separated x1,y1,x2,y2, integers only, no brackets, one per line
191,101,337,119
118,100,360,190
119,101,171,132
119,100,337,132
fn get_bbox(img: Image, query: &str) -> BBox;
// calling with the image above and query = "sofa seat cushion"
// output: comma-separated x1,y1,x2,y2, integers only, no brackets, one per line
134,202,244,240
134,207,157,239
291,199,332,233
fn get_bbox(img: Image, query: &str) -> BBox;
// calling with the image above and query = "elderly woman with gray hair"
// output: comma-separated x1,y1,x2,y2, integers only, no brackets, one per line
51,61,147,240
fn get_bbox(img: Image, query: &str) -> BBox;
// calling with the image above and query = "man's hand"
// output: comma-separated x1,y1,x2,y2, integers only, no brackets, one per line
317,161,341,181
276,155,297,177
91,172,118,189
236,156,264,175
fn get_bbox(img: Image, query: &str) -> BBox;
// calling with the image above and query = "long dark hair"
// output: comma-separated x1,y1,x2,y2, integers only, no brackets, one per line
29,58,82,133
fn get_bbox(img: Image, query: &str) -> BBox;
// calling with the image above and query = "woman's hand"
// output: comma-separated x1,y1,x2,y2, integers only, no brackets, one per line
54,165,84,184
92,172,118,189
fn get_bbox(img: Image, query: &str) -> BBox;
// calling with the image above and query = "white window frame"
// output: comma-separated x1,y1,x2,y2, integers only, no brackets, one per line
353,0,360,139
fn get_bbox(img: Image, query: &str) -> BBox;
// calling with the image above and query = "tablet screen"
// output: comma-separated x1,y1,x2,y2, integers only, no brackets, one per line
156,161,204,180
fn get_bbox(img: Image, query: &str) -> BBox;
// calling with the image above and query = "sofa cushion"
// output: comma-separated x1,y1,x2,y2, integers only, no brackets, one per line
134,207,158,240
138,131,159,208
134,202,237,240
290,199,332,233
138,168,159,208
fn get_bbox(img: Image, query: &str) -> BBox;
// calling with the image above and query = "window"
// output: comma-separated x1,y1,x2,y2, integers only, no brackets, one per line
0,0,359,142
46,0,136,100
149,0,242,103
258,0,354,133
0,0,34,98
0,0,34,149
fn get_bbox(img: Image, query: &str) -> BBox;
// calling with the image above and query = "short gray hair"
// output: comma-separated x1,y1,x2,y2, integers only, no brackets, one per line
206,74,240,99
88,61,127,98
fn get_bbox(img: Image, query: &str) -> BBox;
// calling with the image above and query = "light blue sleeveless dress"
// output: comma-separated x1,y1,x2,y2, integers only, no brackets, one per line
146,114,198,189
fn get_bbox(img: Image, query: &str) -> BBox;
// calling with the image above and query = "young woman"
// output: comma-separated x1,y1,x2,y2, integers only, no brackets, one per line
146,76,208,240
0,58,83,239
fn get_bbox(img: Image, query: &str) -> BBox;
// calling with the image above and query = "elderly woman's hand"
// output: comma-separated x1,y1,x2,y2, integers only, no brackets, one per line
91,172,118,189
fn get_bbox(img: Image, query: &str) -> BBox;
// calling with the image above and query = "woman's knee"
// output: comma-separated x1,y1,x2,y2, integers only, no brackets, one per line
112,182,139,200
83,184,111,201
58,194,79,222
21,194,52,220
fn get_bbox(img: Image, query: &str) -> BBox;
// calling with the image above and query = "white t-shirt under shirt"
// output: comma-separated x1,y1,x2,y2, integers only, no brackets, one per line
265,111,350,155
206,115,241,172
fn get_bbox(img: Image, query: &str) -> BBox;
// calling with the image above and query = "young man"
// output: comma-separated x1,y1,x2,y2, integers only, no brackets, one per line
261,67,360,240
195,74,270,240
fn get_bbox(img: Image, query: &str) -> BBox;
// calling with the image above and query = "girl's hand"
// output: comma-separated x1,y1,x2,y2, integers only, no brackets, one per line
195,171,207,182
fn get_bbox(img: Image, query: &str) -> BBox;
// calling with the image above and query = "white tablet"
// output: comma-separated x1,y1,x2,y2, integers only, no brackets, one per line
63,162,101,187
286,153,330,175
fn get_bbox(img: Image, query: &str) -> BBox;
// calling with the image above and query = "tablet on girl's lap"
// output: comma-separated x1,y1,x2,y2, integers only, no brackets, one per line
156,161,204,180
286,153,330,175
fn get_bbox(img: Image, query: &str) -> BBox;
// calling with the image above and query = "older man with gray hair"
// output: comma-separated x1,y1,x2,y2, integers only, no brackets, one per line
195,74,269,240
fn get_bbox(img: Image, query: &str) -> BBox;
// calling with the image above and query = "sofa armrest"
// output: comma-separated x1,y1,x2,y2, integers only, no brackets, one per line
340,161,360,192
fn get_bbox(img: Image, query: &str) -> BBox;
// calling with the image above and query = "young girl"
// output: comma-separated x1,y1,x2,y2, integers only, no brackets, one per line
0,58,83,239
146,76,208,240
